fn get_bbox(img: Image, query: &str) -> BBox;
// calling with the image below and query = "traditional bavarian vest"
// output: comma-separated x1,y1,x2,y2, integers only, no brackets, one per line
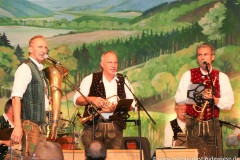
170,118,183,140
83,71,126,117
21,59,47,123
186,68,220,120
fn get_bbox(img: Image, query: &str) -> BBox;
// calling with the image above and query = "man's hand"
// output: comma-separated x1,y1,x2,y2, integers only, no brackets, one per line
11,126,23,143
203,88,213,99
92,97,106,108
102,102,116,113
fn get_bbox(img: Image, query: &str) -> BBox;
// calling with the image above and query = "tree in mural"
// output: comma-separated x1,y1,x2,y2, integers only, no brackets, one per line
220,0,240,45
214,46,240,73
0,33,14,49
0,46,19,86
47,45,78,91
198,2,226,41
151,72,177,100
14,44,25,63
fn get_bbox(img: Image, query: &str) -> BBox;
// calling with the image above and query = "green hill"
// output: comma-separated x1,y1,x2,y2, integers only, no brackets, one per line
0,0,53,18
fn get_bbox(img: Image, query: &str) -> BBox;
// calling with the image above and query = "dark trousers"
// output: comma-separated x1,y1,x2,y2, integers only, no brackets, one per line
186,116,222,158
81,122,123,149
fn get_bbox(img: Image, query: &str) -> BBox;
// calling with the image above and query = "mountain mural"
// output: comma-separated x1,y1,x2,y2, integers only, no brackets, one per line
29,0,176,12
0,0,53,18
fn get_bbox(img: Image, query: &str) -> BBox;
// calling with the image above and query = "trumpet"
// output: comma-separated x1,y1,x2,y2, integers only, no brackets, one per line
79,95,120,125
79,112,99,125
192,87,214,122
195,100,209,122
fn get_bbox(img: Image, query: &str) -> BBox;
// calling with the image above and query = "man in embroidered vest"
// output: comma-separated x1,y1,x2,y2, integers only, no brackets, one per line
175,43,234,158
73,50,136,149
164,103,186,147
11,35,50,157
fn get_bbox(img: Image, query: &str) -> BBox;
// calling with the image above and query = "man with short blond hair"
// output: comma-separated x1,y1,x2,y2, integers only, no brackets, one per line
175,43,234,158
11,35,50,157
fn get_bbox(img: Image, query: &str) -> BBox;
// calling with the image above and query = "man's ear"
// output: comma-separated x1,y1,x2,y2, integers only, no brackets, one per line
100,62,103,70
211,54,215,61
28,47,33,54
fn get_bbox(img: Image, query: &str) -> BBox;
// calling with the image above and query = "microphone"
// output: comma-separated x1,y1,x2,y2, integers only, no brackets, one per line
202,61,209,66
44,54,60,64
116,73,127,78
115,73,126,83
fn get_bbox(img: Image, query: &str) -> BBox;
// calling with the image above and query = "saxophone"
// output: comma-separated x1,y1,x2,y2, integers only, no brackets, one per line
43,65,68,141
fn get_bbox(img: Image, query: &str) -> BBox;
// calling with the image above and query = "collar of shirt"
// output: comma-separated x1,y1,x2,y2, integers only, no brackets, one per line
177,118,186,130
29,57,44,71
3,113,14,128
102,74,118,84
200,67,212,76
102,74,118,102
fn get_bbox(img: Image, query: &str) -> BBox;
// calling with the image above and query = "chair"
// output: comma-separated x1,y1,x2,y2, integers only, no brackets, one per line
121,137,151,160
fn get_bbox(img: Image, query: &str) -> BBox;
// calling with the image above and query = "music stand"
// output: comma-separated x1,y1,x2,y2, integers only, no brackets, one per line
187,83,205,105
109,99,133,121
114,99,133,113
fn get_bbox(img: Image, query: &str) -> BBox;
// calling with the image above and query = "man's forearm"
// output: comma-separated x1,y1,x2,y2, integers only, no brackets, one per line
12,97,22,127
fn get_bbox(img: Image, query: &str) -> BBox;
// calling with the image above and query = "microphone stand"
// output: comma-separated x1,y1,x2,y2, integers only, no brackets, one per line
122,76,156,160
219,120,240,129
205,64,218,157
46,62,106,142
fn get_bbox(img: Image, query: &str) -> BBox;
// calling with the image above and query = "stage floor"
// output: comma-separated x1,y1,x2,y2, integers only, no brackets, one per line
63,149,144,160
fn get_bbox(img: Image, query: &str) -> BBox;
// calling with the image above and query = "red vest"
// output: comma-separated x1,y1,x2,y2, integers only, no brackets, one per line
186,68,220,120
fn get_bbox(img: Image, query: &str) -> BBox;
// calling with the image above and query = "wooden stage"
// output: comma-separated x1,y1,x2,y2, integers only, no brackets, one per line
63,149,144,160
63,149,198,160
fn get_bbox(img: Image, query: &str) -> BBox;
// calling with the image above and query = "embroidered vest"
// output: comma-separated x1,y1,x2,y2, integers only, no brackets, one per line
170,118,183,140
186,68,220,120
21,59,47,122
83,71,126,117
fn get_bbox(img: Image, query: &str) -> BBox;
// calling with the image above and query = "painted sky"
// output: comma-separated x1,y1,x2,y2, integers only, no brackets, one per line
28,0,176,12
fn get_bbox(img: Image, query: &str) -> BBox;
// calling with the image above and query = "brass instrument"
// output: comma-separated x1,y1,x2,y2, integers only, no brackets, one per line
195,100,209,122
43,65,68,141
79,112,99,125
80,95,119,125
193,88,212,122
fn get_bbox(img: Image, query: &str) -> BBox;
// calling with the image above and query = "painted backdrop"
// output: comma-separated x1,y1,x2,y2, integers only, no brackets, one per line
0,0,240,153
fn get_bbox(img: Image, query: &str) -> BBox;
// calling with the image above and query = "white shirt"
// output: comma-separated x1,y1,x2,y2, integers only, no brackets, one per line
175,68,234,110
11,57,49,111
3,113,14,128
164,118,186,147
73,73,136,119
